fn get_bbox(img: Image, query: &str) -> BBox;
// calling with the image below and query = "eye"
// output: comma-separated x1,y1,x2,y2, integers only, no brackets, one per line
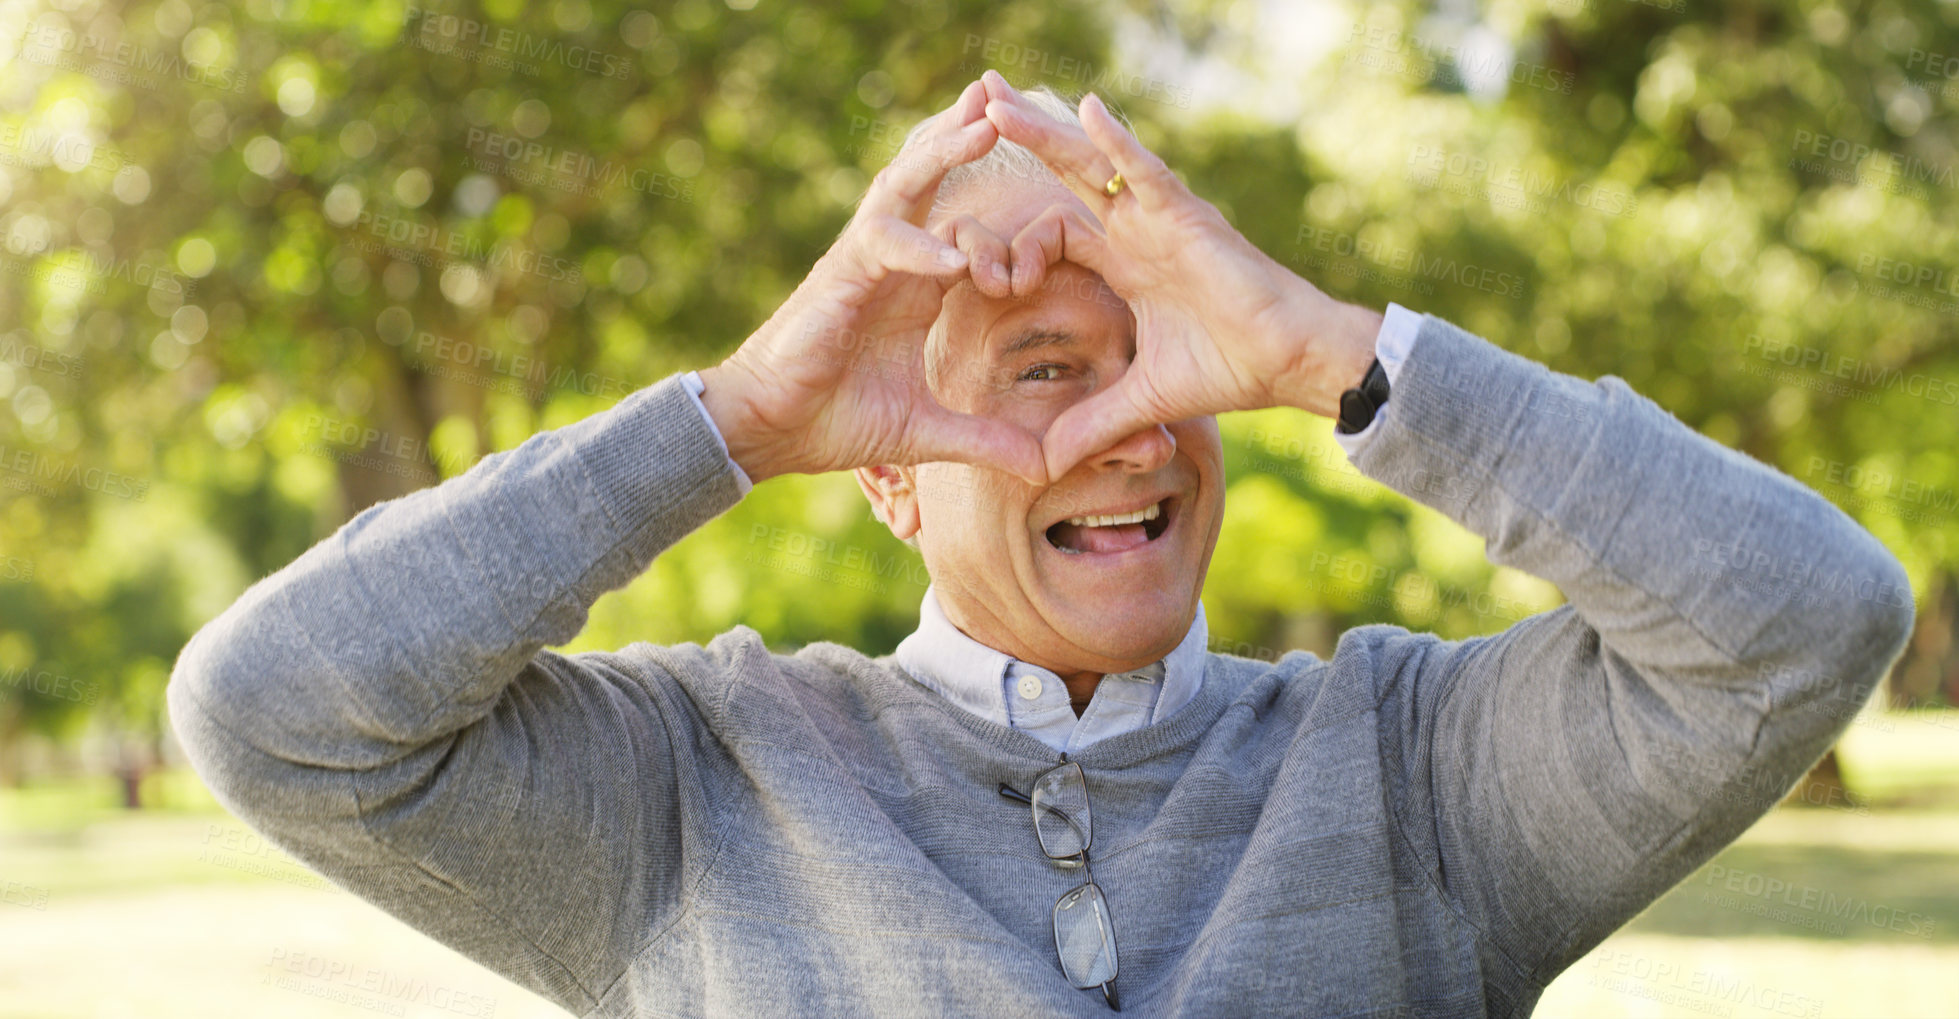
1019,363,1067,382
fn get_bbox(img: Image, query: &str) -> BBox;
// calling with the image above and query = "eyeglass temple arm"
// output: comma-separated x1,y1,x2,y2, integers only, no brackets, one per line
998,783,1079,828
997,783,1092,848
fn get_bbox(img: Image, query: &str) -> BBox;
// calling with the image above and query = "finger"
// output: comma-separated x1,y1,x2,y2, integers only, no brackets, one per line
979,68,1016,107
980,72,1119,209
861,81,998,222
1006,203,1112,298
855,217,969,281
1078,93,1182,213
1040,375,1156,481
933,214,1013,297
905,404,1049,487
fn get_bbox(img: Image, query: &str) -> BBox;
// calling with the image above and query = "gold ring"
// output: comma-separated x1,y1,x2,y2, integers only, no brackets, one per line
1102,172,1125,198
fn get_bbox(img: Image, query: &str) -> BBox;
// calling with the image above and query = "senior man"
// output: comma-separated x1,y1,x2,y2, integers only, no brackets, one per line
169,73,1912,1017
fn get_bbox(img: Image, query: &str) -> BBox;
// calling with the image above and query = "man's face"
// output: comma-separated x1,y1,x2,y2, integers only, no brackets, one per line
883,178,1225,675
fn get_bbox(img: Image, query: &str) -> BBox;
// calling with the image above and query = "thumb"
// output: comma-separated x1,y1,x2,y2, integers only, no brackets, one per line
1040,375,1153,480
903,405,1049,487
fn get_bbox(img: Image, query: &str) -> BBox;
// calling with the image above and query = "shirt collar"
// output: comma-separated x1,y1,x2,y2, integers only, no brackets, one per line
893,584,1209,733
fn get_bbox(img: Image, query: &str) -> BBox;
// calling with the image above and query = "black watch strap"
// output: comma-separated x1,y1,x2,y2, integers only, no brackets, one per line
1334,358,1390,435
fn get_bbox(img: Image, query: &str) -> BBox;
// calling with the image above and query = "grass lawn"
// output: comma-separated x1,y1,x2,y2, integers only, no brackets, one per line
4,710,1957,1018
0,770,571,1019
1535,806,1959,1017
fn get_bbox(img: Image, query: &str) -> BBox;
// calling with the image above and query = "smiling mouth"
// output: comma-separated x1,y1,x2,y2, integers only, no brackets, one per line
1044,497,1175,555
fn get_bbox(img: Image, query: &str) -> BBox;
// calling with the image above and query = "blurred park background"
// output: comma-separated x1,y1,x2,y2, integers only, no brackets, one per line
3,0,1958,1015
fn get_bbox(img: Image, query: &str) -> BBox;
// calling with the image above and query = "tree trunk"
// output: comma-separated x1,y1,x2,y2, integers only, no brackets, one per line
1785,748,1855,810
0,702,22,788
1890,574,1956,708
116,736,144,810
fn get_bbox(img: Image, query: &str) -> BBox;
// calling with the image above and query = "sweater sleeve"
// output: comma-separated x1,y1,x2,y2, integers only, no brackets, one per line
1345,315,1915,994
165,372,748,1015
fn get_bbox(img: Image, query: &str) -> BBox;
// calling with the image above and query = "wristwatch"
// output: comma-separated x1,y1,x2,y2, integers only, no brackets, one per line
1334,358,1390,435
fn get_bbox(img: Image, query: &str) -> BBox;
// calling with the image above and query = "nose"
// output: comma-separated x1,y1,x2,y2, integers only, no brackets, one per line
1089,422,1176,474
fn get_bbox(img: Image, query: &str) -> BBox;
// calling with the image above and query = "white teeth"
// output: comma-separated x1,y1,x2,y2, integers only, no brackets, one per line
1065,502,1161,528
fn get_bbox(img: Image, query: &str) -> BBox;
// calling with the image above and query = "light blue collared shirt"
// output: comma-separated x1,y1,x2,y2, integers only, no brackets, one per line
892,585,1210,755
679,304,1416,751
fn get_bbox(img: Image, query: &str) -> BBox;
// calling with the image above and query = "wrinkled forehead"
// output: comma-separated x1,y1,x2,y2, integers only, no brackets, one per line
924,178,1126,384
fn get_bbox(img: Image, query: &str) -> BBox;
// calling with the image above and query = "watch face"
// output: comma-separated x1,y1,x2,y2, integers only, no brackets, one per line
1336,360,1386,434
1336,389,1372,434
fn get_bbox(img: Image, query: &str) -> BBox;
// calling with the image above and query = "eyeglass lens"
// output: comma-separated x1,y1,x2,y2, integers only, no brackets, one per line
1053,880,1119,987
1030,762,1090,859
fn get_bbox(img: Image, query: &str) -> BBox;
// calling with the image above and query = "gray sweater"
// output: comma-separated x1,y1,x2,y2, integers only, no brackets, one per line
166,313,1913,1018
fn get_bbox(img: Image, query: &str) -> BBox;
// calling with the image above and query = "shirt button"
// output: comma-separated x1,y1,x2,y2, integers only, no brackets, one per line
1016,675,1043,700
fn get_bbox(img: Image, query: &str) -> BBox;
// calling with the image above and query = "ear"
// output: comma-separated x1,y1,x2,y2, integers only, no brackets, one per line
854,464,921,541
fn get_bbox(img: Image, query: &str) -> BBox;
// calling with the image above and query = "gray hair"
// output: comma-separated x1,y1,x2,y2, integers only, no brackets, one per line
898,86,1099,218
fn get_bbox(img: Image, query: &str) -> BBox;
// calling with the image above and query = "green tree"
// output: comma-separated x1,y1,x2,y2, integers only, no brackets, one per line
2,0,1948,794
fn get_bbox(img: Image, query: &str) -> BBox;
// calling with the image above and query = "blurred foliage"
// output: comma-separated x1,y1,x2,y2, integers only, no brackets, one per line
1,0,1955,775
